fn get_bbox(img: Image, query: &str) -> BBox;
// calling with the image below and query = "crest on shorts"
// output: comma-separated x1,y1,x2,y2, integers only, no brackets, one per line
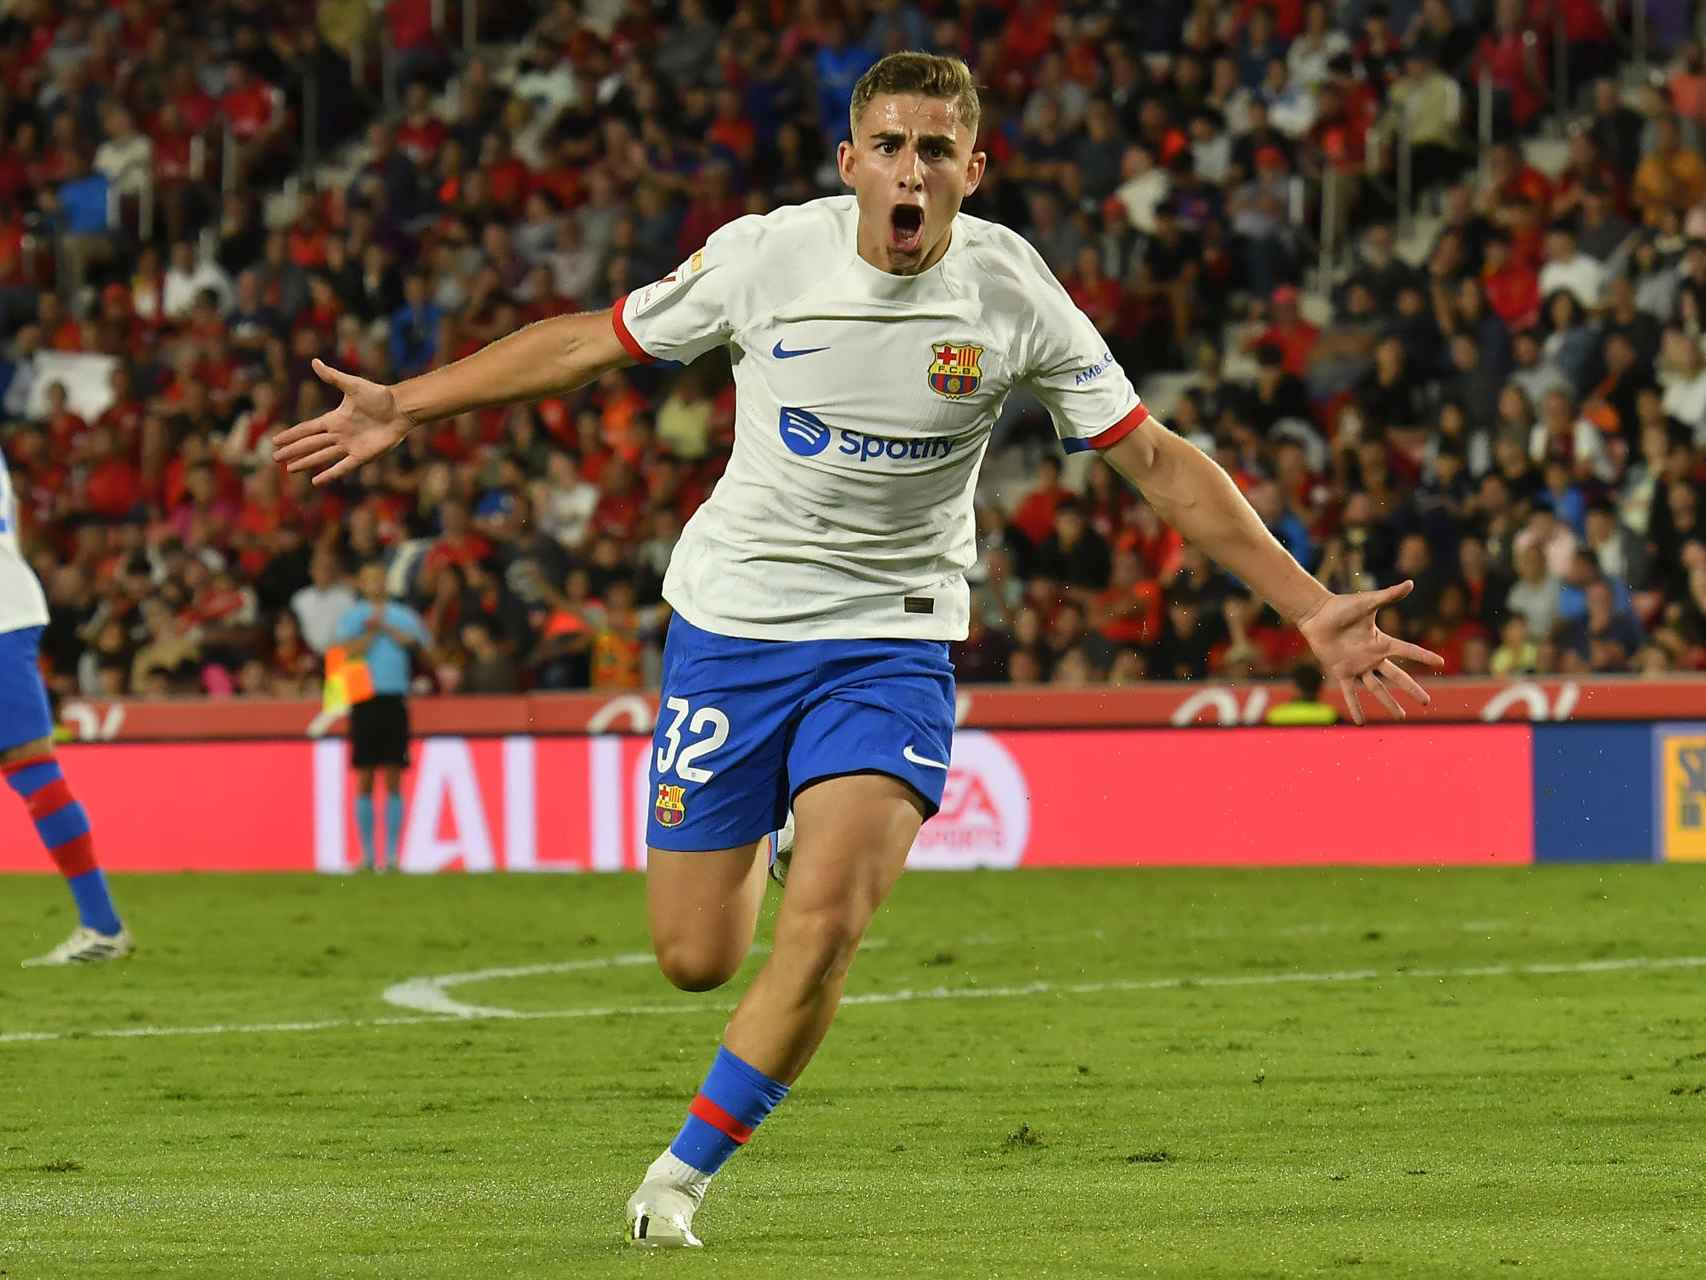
655,783,687,828
928,342,983,399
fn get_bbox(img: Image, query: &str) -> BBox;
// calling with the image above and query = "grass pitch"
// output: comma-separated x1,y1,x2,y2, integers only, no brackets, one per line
2,866,1704,1278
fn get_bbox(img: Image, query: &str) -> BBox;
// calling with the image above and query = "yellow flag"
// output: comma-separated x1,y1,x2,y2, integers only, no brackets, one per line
323,645,375,714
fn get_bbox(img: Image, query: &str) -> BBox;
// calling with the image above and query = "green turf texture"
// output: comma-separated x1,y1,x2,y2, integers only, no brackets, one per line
2,866,1704,1278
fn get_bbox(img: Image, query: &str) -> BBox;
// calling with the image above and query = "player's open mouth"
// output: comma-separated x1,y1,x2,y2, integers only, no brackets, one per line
890,204,925,253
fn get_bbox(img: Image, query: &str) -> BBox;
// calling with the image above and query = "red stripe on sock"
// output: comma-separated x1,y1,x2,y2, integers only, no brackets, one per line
49,832,96,879
688,1094,753,1144
24,778,74,821
2,755,53,780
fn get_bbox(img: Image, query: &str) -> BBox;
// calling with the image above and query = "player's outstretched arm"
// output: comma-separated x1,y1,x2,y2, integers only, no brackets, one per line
1103,416,1445,724
272,309,633,484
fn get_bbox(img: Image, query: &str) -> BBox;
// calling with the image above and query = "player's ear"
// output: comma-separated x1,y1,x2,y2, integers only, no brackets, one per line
963,150,987,198
836,140,857,188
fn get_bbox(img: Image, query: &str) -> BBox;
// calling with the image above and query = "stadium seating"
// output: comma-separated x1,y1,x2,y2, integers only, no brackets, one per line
2,0,1701,698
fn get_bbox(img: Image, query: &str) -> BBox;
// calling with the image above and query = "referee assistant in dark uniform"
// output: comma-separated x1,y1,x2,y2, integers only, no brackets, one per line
333,562,430,871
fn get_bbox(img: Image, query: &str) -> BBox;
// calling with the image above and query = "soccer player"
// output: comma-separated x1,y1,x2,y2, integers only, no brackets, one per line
333,562,430,872
275,53,1442,1247
1,449,132,966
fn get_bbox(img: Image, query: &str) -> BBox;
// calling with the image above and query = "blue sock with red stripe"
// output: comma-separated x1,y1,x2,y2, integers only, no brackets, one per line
4,755,121,936
667,1045,790,1176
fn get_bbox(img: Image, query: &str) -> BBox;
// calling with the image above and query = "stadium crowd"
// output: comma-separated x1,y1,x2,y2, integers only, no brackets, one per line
4,0,1706,699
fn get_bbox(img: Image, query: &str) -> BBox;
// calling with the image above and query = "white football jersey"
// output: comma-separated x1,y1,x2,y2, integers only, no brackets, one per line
0,447,49,635
615,195,1145,642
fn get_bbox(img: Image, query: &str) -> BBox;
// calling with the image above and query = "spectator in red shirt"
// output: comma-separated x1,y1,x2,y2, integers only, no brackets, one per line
479,133,533,213
675,161,744,257
80,427,144,521
230,467,293,576
1002,2,1058,67
1091,548,1163,648
1533,0,1614,98
1482,232,1540,329
1424,582,1492,674
706,87,757,169
43,382,88,453
396,83,449,168
220,62,283,188
166,64,219,134
1010,455,1071,551
0,205,30,307
1484,140,1554,215
37,292,86,353
0,121,39,207
149,101,196,200
223,64,279,139
1474,0,1548,134
1327,53,1377,150
593,459,647,542
421,499,493,579
1249,285,1320,377
286,211,328,269
1117,501,1186,581
1067,245,1123,336
95,366,145,451
386,0,440,56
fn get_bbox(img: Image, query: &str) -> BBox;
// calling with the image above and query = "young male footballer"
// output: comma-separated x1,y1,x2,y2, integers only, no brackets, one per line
275,52,1441,1247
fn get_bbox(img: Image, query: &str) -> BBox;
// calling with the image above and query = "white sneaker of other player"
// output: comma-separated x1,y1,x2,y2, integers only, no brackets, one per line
765,809,796,886
626,1152,709,1248
21,925,135,968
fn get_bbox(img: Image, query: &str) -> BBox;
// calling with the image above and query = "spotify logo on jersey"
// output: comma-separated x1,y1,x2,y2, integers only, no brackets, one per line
777,407,958,465
778,406,833,457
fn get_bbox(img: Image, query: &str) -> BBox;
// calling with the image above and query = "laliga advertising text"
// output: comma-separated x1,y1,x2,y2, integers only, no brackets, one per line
12,730,1529,872
304,734,1034,874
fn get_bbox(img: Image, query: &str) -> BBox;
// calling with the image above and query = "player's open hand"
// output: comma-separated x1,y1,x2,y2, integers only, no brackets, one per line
1295,580,1445,725
271,360,412,485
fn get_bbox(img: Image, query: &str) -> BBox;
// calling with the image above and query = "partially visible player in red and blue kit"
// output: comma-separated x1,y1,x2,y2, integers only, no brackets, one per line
1,449,132,967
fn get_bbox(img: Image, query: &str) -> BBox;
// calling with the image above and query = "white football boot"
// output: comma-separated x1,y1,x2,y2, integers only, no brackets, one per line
765,809,796,887
22,925,135,968
626,1152,709,1248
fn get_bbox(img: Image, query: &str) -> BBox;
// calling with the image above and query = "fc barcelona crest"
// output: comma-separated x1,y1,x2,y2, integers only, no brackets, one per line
928,342,984,400
655,783,687,828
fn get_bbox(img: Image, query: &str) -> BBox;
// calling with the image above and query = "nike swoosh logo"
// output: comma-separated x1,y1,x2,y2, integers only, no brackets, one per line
903,745,950,770
773,340,829,359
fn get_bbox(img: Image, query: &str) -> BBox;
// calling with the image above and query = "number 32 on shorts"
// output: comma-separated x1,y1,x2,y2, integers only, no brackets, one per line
654,696,730,784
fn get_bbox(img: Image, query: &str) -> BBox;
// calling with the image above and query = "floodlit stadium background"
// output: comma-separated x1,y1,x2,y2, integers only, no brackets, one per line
3,0,1706,867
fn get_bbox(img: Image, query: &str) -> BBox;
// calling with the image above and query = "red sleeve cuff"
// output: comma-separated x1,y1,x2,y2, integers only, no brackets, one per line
610,293,655,364
1088,401,1149,451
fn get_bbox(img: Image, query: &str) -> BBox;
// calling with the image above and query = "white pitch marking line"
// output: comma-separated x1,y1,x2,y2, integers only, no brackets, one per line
4,953,1704,1048
379,938,909,1017
379,922,1522,1018
381,951,662,1018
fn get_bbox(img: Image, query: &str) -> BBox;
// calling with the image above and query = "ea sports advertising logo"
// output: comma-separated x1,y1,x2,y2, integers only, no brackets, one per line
907,731,1031,870
779,406,832,457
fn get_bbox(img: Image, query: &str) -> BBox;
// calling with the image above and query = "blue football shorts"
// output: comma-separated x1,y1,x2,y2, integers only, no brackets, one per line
0,625,55,753
646,615,958,852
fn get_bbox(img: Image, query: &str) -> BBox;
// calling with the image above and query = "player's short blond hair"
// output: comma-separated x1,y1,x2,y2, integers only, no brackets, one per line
849,52,981,140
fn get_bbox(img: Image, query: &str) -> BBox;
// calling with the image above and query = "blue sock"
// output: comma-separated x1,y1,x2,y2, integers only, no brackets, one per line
354,793,376,867
68,869,122,936
384,792,404,868
5,755,120,934
668,1045,790,1176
